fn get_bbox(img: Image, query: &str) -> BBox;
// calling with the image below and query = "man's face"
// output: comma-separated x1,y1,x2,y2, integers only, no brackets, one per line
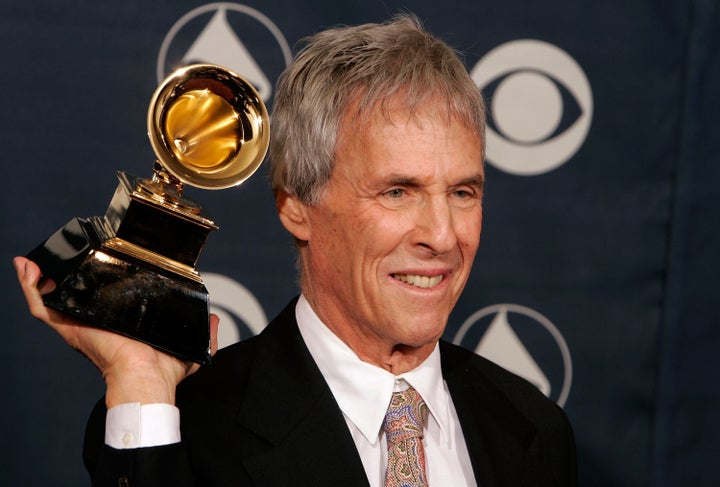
293,100,484,368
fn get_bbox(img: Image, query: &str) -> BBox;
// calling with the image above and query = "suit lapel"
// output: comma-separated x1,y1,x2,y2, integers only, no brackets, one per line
227,302,556,486
236,301,369,486
441,341,557,487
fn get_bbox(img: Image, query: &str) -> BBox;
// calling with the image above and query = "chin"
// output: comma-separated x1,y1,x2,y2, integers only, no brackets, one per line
399,324,445,347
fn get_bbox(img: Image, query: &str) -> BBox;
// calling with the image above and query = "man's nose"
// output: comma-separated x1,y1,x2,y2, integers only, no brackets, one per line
414,196,457,255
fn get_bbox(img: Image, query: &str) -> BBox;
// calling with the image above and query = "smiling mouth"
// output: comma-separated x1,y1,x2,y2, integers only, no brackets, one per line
392,273,444,289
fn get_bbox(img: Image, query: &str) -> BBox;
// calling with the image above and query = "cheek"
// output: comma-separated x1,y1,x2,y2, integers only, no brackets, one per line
458,214,482,257
462,211,481,234
364,220,413,267
308,215,347,275
315,212,383,275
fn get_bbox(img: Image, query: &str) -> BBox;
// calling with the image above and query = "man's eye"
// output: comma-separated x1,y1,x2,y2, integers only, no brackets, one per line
453,189,474,199
386,188,405,198
451,188,482,208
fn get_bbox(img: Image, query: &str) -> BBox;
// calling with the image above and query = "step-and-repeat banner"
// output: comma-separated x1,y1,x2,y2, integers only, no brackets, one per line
2,1,718,485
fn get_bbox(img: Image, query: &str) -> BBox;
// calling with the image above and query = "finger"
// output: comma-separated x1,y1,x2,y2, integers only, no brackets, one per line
13,256,84,344
37,276,57,295
14,257,51,320
209,313,220,357
13,256,34,286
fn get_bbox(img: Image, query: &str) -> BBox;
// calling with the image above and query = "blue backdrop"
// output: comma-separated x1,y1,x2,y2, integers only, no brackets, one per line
2,1,718,485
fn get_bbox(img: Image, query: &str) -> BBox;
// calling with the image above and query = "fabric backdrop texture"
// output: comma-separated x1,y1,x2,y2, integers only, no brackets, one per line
1,1,718,485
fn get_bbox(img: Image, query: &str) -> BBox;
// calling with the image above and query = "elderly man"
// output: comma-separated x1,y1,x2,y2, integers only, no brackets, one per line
15,14,576,487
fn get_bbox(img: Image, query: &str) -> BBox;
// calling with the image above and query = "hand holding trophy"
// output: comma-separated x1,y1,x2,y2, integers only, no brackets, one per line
26,64,269,365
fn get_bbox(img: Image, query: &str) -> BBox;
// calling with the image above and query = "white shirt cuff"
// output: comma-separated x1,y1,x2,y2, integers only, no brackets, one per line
105,403,181,449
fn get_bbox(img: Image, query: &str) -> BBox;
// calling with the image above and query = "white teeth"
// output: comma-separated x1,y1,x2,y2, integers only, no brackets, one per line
393,274,443,289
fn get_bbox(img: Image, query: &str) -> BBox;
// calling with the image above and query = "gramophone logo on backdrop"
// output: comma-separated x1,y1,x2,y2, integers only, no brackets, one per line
157,2,292,103
453,304,573,406
471,40,593,176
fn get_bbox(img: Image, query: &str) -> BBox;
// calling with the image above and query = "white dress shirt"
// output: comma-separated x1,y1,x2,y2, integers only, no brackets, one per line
295,295,476,487
106,295,476,486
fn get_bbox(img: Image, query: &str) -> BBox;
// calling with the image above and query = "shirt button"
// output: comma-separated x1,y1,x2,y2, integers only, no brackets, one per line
122,432,134,447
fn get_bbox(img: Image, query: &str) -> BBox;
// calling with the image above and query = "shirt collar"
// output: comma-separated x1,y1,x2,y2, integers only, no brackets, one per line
295,294,450,445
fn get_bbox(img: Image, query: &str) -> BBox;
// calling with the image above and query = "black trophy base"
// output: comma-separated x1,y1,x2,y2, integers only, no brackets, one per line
27,217,211,364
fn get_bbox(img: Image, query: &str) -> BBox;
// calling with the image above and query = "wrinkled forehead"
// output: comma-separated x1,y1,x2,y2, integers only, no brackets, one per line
337,91,483,149
346,90,472,130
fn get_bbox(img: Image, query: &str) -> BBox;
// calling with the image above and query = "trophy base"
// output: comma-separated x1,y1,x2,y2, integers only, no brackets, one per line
27,217,211,364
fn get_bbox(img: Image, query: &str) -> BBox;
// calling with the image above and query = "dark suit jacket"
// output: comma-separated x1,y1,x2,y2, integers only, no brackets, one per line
84,298,577,486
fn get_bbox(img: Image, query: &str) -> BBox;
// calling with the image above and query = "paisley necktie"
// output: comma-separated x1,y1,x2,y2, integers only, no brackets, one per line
383,387,429,487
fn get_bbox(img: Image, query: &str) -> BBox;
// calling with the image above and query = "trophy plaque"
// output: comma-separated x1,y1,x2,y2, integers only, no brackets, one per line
26,64,269,364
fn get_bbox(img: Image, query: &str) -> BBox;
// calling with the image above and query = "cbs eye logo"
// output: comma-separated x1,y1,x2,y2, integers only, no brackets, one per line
471,40,593,176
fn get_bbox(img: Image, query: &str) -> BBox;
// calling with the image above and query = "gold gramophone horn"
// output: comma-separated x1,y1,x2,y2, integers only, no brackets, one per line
147,63,269,191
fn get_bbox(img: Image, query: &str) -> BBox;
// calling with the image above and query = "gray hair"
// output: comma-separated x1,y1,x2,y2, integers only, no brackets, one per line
269,14,486,205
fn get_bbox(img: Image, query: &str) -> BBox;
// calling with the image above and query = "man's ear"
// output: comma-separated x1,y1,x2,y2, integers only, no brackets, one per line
275,190,311,242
